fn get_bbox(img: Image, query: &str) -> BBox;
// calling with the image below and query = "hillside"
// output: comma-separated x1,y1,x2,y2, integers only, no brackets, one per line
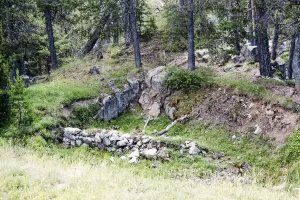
1,0,300,199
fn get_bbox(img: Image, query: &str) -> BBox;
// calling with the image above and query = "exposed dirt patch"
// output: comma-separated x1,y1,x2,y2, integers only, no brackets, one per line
257,79,300,105
168,88,300,146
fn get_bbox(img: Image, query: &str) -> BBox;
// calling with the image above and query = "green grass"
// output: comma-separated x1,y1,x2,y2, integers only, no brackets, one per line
220,78,269,99
0,143,298,200
27,82,99,111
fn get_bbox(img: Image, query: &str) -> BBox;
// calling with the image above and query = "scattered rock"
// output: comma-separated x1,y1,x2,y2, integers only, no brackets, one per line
129,149,140,158
128,157,138,164
254,125,262,135
151,161,161,168
266,110,275,116
189,145,200,155
89,66,101,75
64,127,81,135
141,148,157,159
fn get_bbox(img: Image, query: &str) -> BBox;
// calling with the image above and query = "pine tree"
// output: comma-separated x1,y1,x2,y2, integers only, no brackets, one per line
9,70,33,137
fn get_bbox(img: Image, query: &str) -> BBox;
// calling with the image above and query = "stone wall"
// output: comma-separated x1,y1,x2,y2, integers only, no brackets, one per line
62,127,207,164
96,77,140,121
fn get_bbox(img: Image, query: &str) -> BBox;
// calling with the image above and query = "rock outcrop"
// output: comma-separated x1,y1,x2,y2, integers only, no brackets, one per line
139,66,170,118
96,77,140,121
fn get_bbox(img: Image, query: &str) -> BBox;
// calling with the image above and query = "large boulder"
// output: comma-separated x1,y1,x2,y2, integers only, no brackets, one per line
241,43,258,63
139,66,169,118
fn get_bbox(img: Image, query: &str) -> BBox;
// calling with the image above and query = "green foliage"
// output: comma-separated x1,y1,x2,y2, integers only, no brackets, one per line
280,130,300,165
8,71,34,137
0,52,10,128
166,68,215,90
70,104,100,129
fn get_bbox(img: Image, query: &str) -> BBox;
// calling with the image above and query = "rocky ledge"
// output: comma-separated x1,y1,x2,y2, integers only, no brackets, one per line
62,127,213,164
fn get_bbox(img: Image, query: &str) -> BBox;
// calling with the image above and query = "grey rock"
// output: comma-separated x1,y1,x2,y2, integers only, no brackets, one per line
127,77,140,94
117,140,128,147
142,136,151,144
64,127,81,135
103,137,111,146
141,148,157,159
89,66,101,75
83,137,92,144
128,157,138,164
95,134,102,143
148,102,161,117
157,147,169,160
254,125,262,135
195,49,209,58
129,149,140,158
151,70,167,92
189,145,200,155
76,140,82,146
164,97,177,120
64,133,76,141
136,141,143,147
145,66,166,88
96,77,140,121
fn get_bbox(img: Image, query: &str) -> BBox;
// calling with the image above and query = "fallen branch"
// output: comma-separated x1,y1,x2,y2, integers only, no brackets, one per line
153,115,189,135
143,116,151,133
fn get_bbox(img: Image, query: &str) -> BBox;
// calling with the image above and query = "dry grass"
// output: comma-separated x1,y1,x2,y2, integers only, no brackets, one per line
0,145,298,200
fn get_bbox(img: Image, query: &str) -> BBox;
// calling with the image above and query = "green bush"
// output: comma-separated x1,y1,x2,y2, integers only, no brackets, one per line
8,71,34,138
280,130,300,165
70,104,100,128
166,68,215,90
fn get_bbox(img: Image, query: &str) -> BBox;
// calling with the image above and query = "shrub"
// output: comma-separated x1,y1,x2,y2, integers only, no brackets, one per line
9,71,34,137
166,68,215,90
280,130,300,165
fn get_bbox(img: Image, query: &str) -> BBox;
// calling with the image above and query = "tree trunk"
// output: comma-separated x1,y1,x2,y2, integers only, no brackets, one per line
44,6,58,70
129,0,142,68
124,0,132,46
187,0,195,71
271,18,279,61
293,32,300,92
77,11,110,57
19,55,26,75
256,0,271,77
248,0,255,45
288,33,297,79
234,27,241,53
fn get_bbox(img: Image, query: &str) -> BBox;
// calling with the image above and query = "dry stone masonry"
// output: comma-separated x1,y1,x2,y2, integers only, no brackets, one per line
62,127,211,164
96,77,140,121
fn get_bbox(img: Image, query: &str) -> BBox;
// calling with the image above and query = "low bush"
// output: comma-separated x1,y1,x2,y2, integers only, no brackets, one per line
166,68,215,90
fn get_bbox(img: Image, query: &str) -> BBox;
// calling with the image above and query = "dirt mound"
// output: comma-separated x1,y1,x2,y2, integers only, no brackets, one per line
168,88,300,146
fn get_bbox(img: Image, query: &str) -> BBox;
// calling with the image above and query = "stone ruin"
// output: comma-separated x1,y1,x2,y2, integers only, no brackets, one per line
95,77,140,121
62,127,207,164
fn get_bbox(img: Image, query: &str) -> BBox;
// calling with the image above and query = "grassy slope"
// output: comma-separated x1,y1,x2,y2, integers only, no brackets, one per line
0,144,298,200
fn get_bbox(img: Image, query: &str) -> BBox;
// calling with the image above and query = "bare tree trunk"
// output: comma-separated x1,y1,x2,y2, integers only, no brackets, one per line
256,0,271,77
19,55,26,75
288,33,297,79
77,11,110,57
129,0,142,68
44,6,58,70
248,0,255,45
124,0,132,46
271,18,279,61
293,31,300,92
187,0,195,71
